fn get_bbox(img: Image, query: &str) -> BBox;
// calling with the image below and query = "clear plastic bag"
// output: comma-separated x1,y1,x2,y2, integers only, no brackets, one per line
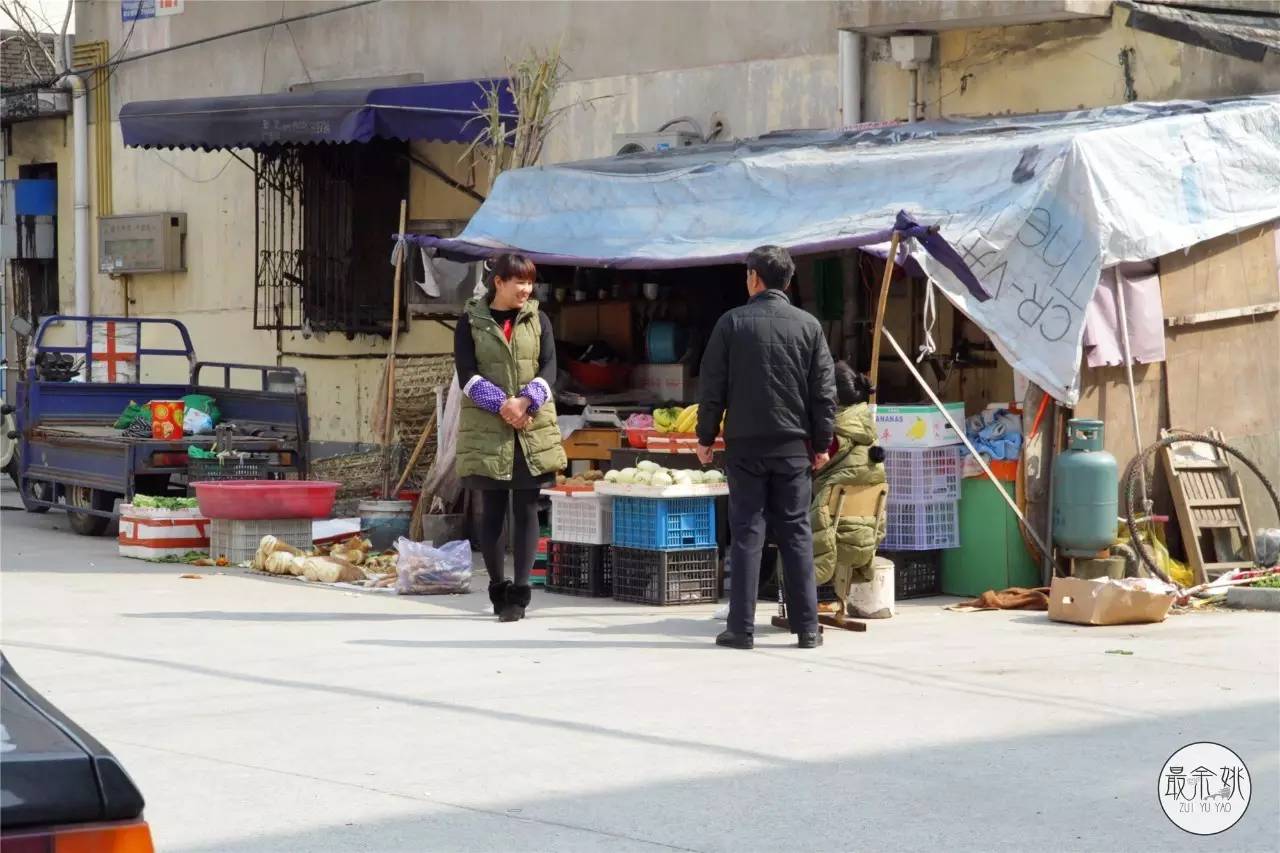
395,537,472,595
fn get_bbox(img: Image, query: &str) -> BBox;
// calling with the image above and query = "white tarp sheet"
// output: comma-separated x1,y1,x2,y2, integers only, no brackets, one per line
430,96,1280,403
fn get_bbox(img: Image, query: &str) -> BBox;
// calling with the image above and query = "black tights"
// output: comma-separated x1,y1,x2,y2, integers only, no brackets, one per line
479,489,539,587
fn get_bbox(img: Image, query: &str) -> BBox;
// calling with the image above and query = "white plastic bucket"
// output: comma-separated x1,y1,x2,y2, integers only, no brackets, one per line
847,556,895,619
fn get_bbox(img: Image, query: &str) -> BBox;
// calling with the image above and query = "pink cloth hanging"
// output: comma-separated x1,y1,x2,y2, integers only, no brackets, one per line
1082,262,1166,368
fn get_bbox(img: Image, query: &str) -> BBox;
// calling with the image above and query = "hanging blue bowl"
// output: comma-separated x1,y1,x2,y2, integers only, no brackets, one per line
646,322,687,364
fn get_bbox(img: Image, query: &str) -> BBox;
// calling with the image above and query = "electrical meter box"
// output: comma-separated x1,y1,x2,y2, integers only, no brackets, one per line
98,212,187,274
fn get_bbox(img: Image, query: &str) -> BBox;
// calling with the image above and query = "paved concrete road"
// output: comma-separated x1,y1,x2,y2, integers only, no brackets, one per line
2,484,1277,852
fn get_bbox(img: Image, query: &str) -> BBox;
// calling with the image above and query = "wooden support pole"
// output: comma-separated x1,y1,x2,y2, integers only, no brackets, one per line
381,199,409,495
868,230,902,404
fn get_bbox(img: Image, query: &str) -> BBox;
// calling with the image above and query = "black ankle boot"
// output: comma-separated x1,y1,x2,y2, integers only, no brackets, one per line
488,580,512,616
500,584,532,623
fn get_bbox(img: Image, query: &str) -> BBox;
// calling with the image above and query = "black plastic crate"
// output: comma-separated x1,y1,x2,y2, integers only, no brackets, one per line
546,541,612,597
188,455,273,483
881,549,942,599
612,546,719,606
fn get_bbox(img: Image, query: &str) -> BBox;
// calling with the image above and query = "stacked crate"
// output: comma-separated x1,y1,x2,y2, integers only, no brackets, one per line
881,442,962,599
610,495,719,605
545,492,613,596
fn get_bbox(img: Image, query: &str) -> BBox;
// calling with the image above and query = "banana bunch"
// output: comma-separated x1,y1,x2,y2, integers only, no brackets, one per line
673,404,699,434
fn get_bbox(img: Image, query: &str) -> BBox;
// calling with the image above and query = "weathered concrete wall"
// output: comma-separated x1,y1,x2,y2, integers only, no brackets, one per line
863,6,1280,123
79,0,843,107
68,0,1280,454
72,0,847,448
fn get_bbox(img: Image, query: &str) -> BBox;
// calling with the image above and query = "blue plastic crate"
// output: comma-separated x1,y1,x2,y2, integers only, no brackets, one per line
612,496,716,551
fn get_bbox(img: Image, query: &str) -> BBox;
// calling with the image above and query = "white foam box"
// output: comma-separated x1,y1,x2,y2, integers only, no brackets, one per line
118,504,211,560
632,363,696,401
874,402,964,448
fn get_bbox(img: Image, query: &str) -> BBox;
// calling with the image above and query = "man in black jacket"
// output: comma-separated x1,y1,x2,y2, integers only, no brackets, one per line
696,245,837,649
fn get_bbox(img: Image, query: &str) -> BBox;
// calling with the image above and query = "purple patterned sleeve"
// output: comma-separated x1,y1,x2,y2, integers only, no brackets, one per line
463,375,506,414
518,378,551,413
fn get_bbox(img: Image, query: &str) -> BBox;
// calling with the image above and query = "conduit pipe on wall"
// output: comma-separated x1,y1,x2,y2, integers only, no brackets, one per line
838,30,863,127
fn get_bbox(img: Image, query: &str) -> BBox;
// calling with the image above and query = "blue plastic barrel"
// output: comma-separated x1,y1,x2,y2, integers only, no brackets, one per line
646,322,687,364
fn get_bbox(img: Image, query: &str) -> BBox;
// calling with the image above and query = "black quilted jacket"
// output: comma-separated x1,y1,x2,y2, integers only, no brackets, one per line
696,289,836,455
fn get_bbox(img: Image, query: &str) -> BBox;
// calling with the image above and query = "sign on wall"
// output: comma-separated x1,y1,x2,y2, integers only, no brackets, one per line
122,0,184,22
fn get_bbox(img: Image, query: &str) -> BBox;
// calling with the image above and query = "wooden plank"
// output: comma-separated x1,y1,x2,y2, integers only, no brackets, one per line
1158,222,1279,317
1187,498,1243,509
1074,361,1166,474
1162,444,1208,585
1162,221,1280,441
1166,301,1280,328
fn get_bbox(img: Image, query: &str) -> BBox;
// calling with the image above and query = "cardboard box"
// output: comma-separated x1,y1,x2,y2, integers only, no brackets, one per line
875,402,964,448
632,363,696,401
554,301,634,358
1047,575,1176,626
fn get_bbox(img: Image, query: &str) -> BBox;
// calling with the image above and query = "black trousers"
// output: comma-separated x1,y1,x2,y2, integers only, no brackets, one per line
726,454,818,635
478,489,539,587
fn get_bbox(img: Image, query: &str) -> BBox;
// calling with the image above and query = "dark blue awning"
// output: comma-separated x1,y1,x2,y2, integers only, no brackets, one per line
120,79,516,151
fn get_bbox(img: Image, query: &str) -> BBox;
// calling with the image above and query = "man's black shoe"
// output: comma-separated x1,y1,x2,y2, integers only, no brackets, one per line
716,630,754,650
797,631,823,649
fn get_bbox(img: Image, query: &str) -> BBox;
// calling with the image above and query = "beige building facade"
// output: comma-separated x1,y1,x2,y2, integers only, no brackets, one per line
8,0,1279,453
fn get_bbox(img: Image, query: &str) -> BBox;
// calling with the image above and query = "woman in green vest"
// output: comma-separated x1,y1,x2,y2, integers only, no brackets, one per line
454,253,566,622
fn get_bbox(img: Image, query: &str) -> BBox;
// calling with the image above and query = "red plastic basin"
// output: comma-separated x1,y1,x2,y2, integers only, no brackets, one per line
192,480,339,520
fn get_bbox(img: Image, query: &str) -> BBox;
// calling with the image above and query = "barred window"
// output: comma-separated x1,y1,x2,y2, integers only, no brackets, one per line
254,140,409,336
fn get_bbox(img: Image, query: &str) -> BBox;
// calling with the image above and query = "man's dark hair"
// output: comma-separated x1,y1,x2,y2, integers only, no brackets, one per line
746,245,795,291
834,360,873,406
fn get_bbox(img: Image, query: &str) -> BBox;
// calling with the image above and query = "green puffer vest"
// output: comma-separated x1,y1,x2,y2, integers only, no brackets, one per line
811,403,887,588
456,298,567,481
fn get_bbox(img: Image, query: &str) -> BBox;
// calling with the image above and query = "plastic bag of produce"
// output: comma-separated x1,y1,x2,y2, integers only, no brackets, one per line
395,537,472,594
1257,529,1280,568
184,407,214,435
182,394,221,423
114,401,148,430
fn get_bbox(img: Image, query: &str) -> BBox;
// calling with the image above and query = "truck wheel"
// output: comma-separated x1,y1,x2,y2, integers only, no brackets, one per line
66,486,112,536
19,477,52,514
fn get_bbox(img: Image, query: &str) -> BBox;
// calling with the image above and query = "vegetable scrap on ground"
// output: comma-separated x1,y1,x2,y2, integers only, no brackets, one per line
249,535,399,587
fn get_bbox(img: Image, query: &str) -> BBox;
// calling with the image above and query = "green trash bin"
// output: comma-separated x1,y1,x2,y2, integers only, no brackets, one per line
942,477,1040,597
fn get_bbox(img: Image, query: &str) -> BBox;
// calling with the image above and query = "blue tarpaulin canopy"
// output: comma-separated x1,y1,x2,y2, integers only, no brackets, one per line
120,79,515,151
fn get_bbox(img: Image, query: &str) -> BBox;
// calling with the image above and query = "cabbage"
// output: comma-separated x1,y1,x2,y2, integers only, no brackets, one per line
603,470,620,482
673,470,694,484
634,470,654,485
636,460,660,472
616,468,638,484
703,470,726,483
651,471,674,487
684,470,704,484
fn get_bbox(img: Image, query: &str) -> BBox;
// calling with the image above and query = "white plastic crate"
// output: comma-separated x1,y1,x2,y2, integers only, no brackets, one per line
883,500,959,550
209,517,313,563
546,491,614,545
884,446,961,502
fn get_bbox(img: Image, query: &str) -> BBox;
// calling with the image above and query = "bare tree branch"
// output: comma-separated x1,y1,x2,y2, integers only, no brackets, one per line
58,0,72,72
1,0,60,73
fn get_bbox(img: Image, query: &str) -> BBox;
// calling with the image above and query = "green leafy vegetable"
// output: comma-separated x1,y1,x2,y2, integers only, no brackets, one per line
133,495,200,510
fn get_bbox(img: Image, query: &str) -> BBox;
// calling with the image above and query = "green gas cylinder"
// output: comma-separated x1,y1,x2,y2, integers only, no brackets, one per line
1052,419,1118,557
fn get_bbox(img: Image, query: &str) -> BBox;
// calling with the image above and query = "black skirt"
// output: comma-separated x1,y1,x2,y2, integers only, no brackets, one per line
461,437,556,491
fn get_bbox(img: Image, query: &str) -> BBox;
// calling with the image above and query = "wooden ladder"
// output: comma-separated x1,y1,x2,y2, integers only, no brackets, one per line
1160,429,1259,584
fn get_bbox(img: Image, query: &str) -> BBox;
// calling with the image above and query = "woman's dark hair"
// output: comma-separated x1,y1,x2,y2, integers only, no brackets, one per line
746,245,795,290
834,360,873,406
484,253,537,302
